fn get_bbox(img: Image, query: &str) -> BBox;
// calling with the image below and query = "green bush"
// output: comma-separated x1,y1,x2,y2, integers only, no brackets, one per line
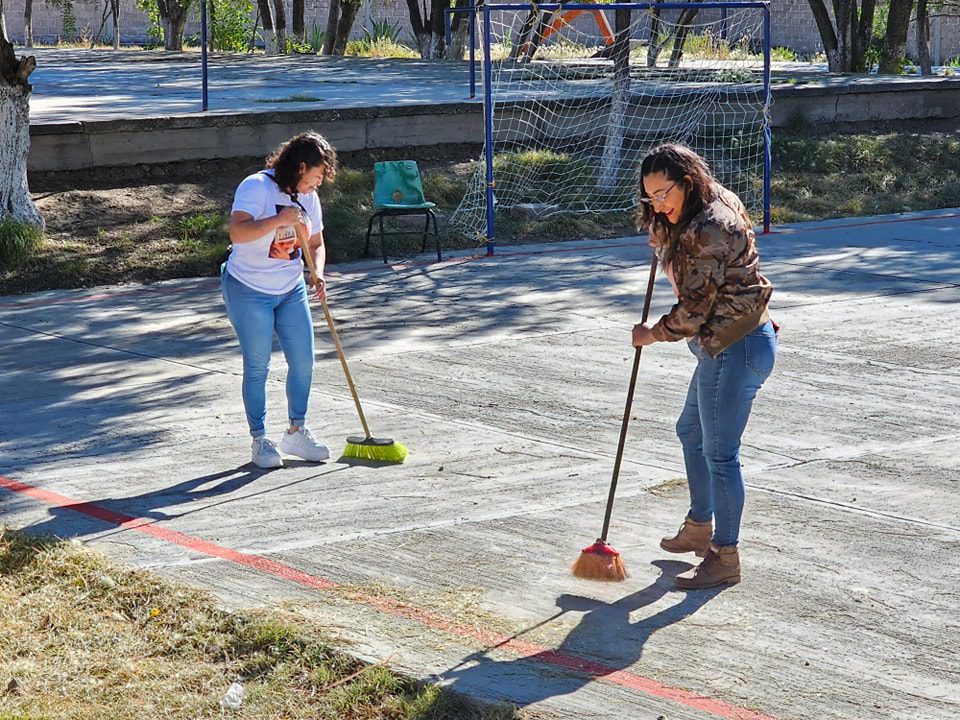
0,218,44,270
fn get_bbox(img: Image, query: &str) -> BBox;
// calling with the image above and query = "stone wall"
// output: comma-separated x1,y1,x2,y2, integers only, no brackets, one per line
3,0,960,64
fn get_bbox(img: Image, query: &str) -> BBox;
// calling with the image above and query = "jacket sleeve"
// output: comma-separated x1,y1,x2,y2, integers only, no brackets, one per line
651,223,728,342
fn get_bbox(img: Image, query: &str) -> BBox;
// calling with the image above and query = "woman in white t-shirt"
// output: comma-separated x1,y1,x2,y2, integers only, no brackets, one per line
222,131,337,468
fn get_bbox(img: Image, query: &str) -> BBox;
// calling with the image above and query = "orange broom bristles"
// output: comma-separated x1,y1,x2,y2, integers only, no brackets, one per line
571,539,627,582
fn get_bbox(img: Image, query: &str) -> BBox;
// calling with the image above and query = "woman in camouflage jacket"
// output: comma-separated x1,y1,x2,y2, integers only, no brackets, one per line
631,144,777,590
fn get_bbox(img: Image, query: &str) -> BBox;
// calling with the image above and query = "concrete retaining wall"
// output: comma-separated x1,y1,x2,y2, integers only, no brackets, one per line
27,76,960,172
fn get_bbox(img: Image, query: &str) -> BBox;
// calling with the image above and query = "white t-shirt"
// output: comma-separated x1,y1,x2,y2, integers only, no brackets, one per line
226,169,324,295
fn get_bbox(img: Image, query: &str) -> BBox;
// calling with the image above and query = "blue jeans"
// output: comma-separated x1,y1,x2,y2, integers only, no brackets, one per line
221,270,315,437
676,322,777,547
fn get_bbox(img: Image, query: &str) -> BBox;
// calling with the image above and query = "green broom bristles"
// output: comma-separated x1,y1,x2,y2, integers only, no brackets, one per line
343,436,408,464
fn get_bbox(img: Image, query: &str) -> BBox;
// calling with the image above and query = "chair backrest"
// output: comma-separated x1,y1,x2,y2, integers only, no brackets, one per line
373,160,426,208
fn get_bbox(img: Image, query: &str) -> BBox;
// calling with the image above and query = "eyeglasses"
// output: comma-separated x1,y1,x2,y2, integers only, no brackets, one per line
640,181,677,205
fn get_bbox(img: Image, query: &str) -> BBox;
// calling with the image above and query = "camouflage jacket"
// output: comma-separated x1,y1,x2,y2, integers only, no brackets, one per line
648,183,773,358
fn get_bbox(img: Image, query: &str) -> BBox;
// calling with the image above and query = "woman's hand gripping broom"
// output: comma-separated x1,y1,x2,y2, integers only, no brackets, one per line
571,252,658,581
297,224,408,464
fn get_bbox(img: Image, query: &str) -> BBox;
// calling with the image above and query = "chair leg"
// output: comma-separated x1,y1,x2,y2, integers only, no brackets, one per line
364,214,378,258
378,215,388,264
420,212,430,253
429,210,441,262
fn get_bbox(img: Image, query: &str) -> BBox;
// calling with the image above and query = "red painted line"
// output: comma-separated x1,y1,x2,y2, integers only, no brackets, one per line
0,474,774,719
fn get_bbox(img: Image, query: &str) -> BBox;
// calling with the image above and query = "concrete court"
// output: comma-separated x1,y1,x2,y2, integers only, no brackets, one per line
1,208,959,719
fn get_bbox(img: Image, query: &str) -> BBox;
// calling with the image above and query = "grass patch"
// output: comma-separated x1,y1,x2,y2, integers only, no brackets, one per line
771,129,960,222
345,37,419,59
0,529,517,719
0,218,44,269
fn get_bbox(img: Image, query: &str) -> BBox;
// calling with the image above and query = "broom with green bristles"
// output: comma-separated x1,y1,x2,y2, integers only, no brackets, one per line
298,230,408,464
571,251,658,581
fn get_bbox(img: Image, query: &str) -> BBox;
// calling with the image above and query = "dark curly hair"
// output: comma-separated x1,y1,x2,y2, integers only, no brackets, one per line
266,131,338,196
635,143,716,256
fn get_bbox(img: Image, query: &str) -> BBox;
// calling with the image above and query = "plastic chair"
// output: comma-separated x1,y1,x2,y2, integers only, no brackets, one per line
364,160,442,264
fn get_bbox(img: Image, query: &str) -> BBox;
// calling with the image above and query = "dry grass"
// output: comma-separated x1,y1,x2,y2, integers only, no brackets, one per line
0,529,518,720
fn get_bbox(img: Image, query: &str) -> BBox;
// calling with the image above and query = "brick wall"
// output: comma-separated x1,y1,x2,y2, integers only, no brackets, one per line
3,0,959,64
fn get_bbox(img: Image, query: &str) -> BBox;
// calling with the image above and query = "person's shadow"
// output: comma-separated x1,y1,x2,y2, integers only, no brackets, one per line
428,560,725,713
18,464,338,542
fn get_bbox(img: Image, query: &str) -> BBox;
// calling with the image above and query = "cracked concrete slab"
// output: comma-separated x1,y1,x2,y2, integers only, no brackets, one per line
1,209,959,719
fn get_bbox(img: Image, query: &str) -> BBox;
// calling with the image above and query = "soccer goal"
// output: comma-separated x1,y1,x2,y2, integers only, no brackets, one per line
448,2,772,253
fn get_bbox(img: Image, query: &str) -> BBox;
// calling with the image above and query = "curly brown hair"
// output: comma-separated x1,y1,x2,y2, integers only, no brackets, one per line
266,131,338,196
635,144,716,257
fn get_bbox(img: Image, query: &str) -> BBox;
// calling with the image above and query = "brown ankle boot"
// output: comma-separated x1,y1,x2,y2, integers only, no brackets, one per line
674,543,741,589
659,516,712,557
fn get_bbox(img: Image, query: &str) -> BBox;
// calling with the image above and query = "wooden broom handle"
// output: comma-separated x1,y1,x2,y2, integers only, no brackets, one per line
297,223,372,439
599,251,658,542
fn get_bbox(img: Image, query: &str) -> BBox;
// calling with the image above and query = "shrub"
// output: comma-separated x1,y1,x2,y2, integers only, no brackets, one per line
0,218,44,270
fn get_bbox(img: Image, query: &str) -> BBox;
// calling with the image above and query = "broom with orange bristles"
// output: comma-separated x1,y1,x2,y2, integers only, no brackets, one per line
572,251,658,581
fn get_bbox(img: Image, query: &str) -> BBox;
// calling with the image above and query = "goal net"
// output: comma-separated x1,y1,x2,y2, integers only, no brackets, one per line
449,2,771,250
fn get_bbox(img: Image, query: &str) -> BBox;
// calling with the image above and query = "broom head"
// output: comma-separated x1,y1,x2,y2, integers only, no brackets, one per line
571,539,627,582
343,435,408,464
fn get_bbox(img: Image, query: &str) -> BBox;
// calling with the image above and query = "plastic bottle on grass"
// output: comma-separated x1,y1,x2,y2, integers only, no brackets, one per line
221,681,245,709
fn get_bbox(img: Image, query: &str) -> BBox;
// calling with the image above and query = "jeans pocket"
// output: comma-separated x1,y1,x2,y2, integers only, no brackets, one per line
745,328,776,379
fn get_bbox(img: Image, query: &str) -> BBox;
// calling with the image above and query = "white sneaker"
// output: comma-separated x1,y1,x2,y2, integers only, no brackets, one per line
279,427,330,462
251,436,283,468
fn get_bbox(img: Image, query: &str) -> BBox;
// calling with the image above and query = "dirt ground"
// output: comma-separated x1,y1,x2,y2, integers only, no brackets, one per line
6,144,489,296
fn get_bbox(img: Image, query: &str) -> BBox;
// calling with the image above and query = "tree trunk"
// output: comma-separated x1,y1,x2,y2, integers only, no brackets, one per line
599,9,630,191
322,0,340,54
917,0,932,74
111,0,120,49
157,0,190,50
292,0,304,40
853,0,877,71
256,0,279,54
322,0,359,56
404,0,426,55
668,7,701,67
879,0,914,73
647,8,666,67
0,35,43,229
406,0,448,59
23,0,33,48
271,0,287,53
443,0,470,60
807,0,844,71
331,0,360,55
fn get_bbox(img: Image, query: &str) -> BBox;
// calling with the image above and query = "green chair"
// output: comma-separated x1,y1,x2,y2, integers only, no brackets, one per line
364,160,442,264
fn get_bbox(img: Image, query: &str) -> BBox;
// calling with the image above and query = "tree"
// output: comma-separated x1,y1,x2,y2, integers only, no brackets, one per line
406,0,449,58
292,0,304,41
806,0,877,71
599,9,631,190
879,0,914,72
155,0,195,49
444,0,471,60
916,0,932,73
322,0,360,56
0,16,43,230
23,0,34,47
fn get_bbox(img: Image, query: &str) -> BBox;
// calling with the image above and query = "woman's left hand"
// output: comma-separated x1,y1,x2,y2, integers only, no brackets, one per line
632,322,656,348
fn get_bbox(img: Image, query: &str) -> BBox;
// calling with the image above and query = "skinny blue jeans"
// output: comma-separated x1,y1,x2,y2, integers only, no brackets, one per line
221,270,315,437
676,322,777,547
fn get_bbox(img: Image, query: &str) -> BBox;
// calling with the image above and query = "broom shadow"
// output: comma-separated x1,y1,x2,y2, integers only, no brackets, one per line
431,559,725,712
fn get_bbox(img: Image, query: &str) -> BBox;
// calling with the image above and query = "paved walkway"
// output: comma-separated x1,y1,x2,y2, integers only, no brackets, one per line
2,209,959,719
27,48,480,122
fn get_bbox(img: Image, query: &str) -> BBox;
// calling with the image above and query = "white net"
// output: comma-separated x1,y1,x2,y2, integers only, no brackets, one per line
450,2,770,242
